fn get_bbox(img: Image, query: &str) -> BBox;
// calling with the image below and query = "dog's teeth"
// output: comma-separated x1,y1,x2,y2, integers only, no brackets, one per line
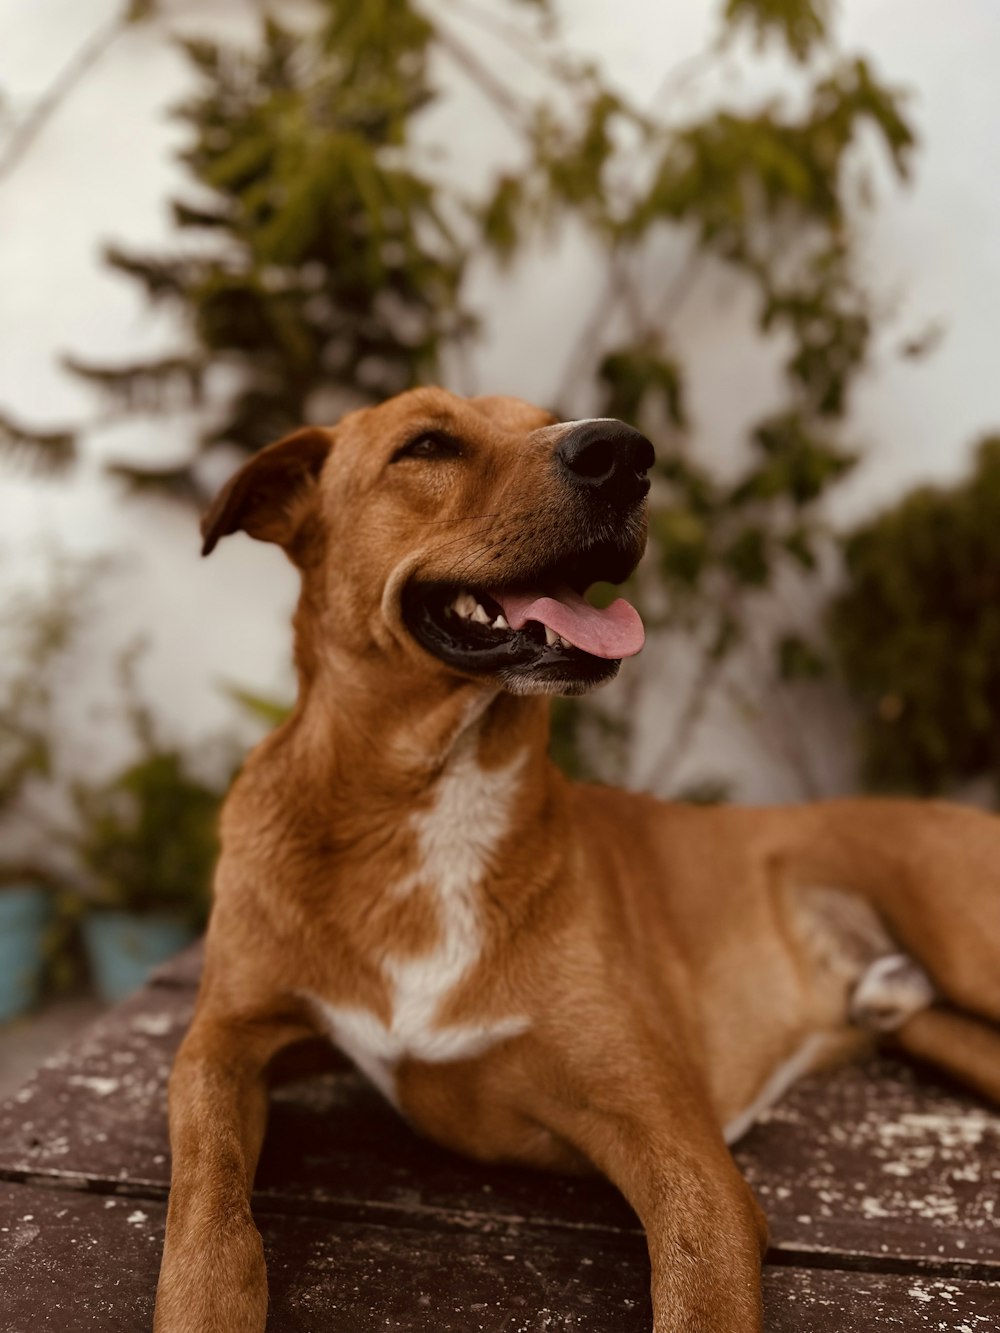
544,626,559,647
472,603,491,625
558,635,572,649
453,592,477,618
493,614,510,630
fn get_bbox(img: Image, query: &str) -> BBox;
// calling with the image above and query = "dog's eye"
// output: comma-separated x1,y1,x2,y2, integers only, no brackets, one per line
392,431,461,463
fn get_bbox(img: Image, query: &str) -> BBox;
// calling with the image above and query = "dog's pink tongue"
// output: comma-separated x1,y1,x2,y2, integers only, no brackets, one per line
495,588,645,659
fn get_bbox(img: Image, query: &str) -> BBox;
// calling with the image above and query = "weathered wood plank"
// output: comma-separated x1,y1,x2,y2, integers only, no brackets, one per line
147,940,204,990
0,989,194,1193
3,1182,999,1333
0,988,638,1234
735,1059,1000,1271
1,988,997,1274
0,1181,647,1333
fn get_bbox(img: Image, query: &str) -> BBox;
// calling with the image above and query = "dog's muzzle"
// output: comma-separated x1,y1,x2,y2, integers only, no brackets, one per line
400,417,655,697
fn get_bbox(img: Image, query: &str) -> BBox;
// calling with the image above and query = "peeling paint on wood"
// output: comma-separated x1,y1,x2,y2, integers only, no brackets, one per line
3,1184,1000,1333
735,1059,1000,1270
1,990,997,1272
1,960,999,1330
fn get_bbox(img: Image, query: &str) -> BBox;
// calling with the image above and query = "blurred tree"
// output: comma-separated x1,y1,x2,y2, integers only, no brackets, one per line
0,411,75,475
8,0,921,796
830,437,1000,798
65,1,470,489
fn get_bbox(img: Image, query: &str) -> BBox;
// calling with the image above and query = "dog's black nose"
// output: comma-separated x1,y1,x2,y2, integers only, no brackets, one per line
556,419,655,501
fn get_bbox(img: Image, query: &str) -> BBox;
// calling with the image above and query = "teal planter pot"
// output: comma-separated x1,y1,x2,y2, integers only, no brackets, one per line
0,885,52,1023
82,911,196,1003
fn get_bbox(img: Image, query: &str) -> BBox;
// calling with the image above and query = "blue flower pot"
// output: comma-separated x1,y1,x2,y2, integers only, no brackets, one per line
0,884,52,1023
82,910,197,1003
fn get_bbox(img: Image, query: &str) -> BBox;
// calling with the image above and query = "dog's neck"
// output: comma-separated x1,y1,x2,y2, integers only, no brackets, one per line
290,651,554,807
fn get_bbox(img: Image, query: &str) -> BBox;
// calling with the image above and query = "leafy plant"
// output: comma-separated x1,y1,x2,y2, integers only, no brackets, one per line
9,0,924,797
0,559,83,880
72,653,229,922
62,2,468,487
830,436,1000,798
223,683,293,729
74,752,221,921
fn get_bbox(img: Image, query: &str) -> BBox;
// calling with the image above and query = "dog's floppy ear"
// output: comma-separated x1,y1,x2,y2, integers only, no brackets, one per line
200,427,333,557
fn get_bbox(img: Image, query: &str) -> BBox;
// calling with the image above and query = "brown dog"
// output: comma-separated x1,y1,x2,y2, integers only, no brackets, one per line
154,388,1000,1332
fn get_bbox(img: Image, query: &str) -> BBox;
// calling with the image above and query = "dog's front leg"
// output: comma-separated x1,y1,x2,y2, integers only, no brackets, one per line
154,1005,308,1333
525,1043,767,1332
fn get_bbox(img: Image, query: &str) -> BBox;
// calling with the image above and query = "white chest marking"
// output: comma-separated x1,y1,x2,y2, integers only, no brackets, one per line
310,736,530,1106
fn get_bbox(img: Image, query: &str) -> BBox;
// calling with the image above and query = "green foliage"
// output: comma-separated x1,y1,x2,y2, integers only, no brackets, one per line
548,696,589,781
724,0,831,61
464,6,909,793
71,654,229,920
777,632,826,682
599,347,686,430
19,0,922,796
737,414,858,506
73,750,221,921
0,564,81,860
830,437,1000,797
68,2,467,473
224,683,293,728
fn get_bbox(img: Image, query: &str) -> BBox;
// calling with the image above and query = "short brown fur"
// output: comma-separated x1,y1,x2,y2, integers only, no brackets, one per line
155,388,1000,1333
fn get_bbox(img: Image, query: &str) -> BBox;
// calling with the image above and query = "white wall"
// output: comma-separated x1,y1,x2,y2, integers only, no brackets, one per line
2,0,999,800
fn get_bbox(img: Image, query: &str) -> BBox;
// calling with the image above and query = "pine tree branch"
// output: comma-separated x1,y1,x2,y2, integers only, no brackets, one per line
106,459,202,502
0,409,76,473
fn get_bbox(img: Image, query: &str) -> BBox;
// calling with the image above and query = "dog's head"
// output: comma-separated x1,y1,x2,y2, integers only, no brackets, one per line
202,387,653,696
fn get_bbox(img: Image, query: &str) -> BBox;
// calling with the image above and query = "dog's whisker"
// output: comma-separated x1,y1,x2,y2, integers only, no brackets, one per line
420,513,505,527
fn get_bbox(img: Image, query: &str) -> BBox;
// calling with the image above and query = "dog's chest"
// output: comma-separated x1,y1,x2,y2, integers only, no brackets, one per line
308,739,530,1106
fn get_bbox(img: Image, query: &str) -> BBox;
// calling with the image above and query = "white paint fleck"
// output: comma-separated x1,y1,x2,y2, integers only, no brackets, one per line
67,1075,119,1097
882,1112,992,1150
131,1012,173,1036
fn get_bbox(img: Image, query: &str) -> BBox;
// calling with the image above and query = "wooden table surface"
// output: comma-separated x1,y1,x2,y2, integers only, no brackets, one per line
1,945,998,1331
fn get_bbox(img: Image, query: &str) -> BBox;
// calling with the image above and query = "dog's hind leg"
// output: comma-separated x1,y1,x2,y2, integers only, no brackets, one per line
891,1007,1000,1106
846,950,1000,1105
789,801,1000,1027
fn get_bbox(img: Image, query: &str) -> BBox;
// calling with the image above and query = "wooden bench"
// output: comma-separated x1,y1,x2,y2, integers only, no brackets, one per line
1,944,998,1331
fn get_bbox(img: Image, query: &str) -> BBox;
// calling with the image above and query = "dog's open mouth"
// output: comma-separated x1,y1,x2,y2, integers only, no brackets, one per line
402,545,645,695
